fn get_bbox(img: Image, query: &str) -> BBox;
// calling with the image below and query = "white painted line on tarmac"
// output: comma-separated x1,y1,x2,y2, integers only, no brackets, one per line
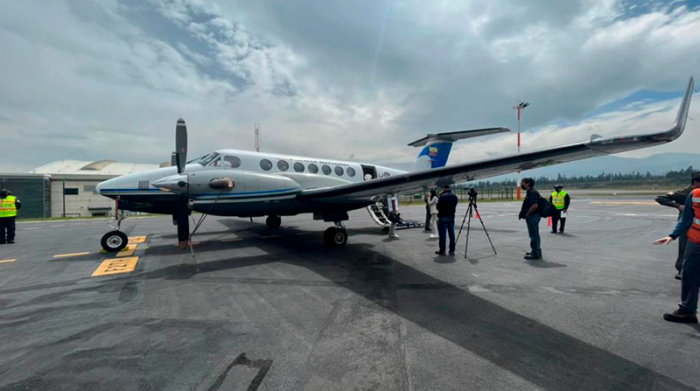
24,227,40,231
49,225,66,228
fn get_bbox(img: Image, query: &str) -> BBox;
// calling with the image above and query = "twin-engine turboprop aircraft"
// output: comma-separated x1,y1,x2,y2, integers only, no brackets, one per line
96,78,694,252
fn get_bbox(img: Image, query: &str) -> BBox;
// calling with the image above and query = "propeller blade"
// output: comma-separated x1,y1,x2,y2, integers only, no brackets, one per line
176,118,188,174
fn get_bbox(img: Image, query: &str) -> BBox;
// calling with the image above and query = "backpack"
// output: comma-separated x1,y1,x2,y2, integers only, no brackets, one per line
538,195,556,218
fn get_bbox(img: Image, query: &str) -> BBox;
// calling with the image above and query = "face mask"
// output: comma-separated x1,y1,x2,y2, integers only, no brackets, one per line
520,185,527,190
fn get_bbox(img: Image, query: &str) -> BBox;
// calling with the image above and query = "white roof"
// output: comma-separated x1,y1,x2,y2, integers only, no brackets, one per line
31,160,162,176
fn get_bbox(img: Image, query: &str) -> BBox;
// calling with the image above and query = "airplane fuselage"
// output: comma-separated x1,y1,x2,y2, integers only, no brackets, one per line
96,149,407,218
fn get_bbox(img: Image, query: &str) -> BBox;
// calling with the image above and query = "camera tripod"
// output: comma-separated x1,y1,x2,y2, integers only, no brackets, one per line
455,190,497,259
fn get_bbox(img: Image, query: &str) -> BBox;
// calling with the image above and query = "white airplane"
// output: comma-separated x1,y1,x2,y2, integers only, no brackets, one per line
96,78,694,252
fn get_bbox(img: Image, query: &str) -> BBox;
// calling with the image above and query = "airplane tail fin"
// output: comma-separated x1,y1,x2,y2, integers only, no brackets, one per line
409,127,510,171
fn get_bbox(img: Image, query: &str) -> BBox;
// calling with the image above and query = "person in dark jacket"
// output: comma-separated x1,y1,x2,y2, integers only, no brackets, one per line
519,178,542,260
435,185,458,256
656,173,699,280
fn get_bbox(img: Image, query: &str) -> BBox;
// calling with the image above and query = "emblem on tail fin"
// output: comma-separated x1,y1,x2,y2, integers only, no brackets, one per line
409,127,510,172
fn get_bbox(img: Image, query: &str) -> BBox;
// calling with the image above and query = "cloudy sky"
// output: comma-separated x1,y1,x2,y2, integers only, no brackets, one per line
1,0,699,172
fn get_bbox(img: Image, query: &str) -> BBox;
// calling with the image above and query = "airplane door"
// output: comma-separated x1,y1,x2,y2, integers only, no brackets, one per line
361,165,377,181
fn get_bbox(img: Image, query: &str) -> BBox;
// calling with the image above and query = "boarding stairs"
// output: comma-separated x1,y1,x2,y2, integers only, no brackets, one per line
366,203,423,231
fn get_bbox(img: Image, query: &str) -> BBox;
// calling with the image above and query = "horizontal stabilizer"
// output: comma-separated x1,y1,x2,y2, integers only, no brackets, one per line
408,127,510,147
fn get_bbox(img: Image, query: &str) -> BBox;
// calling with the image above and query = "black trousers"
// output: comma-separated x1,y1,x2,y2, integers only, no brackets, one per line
0,217,16,243
551,210,566,232
424,205,431,230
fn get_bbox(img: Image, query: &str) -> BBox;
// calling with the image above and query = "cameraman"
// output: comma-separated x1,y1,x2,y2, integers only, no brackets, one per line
435,185,458,256
519,178,542,260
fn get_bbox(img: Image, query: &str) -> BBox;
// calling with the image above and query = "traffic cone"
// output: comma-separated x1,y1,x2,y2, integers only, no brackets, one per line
548,216,552,227
475,211,480,219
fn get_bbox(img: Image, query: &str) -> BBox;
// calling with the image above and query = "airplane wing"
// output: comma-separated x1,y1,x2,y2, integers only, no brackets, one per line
299,77,694,203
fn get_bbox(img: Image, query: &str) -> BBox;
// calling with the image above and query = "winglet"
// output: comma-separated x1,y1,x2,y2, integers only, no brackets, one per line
588,76,694,154
675,76,694,132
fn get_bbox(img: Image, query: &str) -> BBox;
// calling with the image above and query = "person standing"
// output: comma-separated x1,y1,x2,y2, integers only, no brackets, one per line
423,192,432,232
519,178,542,260
655,173,698,280
435,185,458,256
428,189,439,239
386,195,400,239
0,189,21,244
549,185,570,233
653,174,700,323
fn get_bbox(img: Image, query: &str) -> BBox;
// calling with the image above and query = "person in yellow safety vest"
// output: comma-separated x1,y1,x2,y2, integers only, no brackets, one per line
654,174,700,323
0,189,21,244
548,185,570,234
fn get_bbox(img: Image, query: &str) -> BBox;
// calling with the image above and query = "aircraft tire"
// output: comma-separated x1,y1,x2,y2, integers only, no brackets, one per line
101,230,129,253
324,227,348,248
266,215,282,229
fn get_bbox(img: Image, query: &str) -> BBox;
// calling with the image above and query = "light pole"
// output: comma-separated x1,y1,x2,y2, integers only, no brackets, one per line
513,100,529,200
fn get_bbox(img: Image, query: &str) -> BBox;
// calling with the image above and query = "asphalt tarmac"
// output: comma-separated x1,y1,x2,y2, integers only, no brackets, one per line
0,196,698,391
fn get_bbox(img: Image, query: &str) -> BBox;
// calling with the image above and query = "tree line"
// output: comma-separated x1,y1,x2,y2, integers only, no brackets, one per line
464,166,696,189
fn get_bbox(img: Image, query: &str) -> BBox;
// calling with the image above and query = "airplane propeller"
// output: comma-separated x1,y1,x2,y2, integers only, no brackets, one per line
172,118,188,174
172,119,190,249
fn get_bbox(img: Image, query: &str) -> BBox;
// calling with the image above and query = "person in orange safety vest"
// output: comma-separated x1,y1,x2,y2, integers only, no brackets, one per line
654,173,700,323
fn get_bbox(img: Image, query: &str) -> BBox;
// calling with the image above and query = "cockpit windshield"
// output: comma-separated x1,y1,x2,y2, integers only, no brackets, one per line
190,153,219,166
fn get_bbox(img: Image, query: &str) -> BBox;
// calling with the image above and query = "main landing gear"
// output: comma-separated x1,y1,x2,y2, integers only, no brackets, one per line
323,222,348,248
266,215,281,229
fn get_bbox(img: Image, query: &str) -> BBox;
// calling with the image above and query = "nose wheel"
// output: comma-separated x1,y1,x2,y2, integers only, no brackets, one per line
100,230,128,253
266,215,282,229
323,227,348,248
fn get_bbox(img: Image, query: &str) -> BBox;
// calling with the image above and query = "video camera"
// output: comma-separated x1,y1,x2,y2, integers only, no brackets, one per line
468,187,478,201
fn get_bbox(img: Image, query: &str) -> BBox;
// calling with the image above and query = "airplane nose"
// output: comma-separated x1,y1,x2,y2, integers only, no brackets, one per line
152,174,188,192
96,178,115,194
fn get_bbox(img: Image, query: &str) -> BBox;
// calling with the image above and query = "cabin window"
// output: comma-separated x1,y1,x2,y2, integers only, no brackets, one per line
347,167,356,177
308,163,319,174
278,160,289,171
294,162,305,172
260,159,272,171
382,172,391,177
322,165,332,175
334,166,344,176
224,155,242,168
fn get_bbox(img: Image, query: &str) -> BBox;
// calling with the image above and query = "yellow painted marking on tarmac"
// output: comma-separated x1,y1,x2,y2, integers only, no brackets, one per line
0,259,17,264
92,257,139,277
128,236,147,244
53,252,90,258
116,244,138,258
590,201,657,206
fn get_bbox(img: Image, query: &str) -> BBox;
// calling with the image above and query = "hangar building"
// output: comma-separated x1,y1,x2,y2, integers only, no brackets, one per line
0,160,161,218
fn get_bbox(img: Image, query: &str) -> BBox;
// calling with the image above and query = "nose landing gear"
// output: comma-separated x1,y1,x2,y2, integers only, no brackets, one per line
100,196,129,253
101,230,128,252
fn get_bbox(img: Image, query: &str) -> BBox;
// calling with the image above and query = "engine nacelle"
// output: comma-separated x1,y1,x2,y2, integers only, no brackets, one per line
187,170,302,196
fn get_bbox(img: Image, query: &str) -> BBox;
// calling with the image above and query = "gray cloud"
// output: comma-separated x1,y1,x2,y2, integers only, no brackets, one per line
0,0,698,174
